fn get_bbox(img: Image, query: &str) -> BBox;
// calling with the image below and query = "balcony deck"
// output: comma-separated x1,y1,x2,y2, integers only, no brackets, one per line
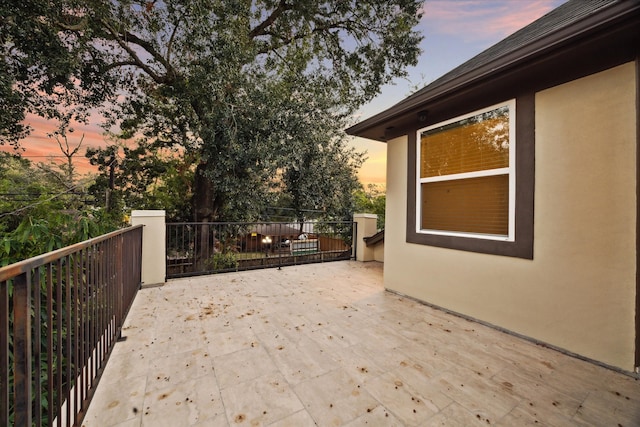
82,261,640,426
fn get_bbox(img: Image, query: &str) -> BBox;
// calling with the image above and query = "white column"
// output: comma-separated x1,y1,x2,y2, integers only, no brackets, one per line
353,213,378,262
131,210,166,286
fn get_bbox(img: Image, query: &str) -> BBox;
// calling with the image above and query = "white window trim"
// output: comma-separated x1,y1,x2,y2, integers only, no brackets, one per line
415,99,516,242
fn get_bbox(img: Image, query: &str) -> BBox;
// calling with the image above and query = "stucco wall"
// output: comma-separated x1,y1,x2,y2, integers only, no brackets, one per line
130,210,166,286
384,62,637,371
373,242,384,262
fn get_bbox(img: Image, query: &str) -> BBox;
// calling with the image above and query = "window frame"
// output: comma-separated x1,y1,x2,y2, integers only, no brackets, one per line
416,100,517,241
405,93,534,259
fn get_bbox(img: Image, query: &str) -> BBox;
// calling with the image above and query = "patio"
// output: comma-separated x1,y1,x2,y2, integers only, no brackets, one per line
82,261,640,426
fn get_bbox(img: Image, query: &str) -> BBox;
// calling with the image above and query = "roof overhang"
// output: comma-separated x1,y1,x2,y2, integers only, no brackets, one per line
347,0,640,142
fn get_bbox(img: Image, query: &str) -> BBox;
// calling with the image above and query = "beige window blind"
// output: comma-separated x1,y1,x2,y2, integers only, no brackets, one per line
421,175,509,235
418,104,512,237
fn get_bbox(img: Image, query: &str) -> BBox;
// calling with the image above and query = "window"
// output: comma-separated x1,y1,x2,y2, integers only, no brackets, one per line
407,94,533,259
416,100,516,241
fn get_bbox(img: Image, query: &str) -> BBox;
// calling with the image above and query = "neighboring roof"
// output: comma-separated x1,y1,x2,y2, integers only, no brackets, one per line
364,230,384,247
347,0,640,141
252,224,300,237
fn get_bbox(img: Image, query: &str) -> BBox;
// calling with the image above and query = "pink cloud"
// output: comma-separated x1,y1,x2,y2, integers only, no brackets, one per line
1,114,111,176
420,0,563,42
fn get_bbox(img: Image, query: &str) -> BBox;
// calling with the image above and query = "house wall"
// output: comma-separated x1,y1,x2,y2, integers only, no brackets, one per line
373,242,384,262
384,62,637,371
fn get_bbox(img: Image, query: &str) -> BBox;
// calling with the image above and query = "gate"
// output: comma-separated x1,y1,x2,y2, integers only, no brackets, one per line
166,221,355,278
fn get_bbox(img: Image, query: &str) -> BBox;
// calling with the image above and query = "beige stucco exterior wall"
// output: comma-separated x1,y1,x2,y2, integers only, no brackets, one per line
354,213,378,261
373,242,384,262
384,62,637,371
130,210,166,286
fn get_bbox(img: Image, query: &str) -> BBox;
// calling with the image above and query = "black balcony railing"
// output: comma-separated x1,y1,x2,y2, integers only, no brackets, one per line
166,221,355,278
0,225,143,427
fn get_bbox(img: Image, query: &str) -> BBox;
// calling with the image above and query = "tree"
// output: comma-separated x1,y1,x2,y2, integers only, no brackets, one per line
354,183,386,230
86,140,194,221
0,1,118,148
48,128,84,186
0,153,118,265
280,137,364,226
3,0,423,221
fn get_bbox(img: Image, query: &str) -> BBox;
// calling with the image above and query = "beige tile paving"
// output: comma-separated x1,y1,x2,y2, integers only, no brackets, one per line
82,261,640,427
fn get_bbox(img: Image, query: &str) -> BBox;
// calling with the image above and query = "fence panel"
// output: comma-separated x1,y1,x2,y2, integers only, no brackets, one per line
167,221,355,278
0,225,142,427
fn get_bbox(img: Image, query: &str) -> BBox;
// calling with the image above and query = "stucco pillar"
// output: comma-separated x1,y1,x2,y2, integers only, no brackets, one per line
353,213,378,262
130,210,166,286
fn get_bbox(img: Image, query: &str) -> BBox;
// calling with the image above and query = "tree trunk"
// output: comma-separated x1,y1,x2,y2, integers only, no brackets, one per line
193,162,219,269
194,162,215,222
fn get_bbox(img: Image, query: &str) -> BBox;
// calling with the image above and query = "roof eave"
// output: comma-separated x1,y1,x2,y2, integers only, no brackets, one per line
346,0,640,142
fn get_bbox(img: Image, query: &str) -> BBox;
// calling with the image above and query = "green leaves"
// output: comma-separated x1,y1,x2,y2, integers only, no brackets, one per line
354,184,386,230
3,0,421,223
86,141,194,221
0,153,119,264
1,1,119,146
93,0,422,221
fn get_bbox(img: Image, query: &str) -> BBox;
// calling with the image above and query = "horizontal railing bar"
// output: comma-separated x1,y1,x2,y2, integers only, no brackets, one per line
166,221,353,226
0,225,143,282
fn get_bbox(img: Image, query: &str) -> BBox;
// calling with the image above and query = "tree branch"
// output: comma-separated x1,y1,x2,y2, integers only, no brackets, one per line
101,60,140,72
256,22,336,55
99,19,179,85
55,16,88,32
166,18,182,65
249,0,290,39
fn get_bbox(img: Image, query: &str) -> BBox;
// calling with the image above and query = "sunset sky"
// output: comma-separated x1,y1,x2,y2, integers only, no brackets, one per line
4,0,567,186
353,0,566,186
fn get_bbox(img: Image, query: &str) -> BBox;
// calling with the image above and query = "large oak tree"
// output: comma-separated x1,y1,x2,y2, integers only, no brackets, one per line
2,0,423,221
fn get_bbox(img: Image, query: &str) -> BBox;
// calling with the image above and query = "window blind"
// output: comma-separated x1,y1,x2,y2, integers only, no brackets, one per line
421,174,509,235
420,113,509,178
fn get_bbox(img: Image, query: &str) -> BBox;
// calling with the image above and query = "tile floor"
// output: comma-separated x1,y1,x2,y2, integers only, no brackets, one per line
82,261,640,426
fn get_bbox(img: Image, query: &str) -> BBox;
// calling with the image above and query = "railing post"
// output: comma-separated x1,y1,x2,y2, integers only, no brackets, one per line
352,222,357,261
116,234,124,339
353,214,378,262
0,279,8,426
13,272,32,427
131,210,166,286
278,223,282,270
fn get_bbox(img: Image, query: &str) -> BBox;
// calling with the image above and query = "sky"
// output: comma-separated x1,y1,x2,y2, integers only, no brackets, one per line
353,0,567,187
5,0,567,186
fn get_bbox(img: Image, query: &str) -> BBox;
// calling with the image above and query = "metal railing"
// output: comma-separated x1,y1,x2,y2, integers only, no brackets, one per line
0,225,143,427
166,221,355,278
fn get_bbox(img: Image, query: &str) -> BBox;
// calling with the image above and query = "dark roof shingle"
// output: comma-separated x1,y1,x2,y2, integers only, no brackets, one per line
347,0,640,140
407,0,617,101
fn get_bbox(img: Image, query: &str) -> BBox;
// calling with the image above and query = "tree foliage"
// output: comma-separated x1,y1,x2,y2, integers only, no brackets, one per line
86,140,194,221
280,137,365,223
0,153,120,264
0,1,119,147
354,184,386,230
3,0,423,221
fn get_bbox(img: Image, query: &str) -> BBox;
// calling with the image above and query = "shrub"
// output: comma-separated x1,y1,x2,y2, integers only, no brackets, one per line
206,251,238,271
